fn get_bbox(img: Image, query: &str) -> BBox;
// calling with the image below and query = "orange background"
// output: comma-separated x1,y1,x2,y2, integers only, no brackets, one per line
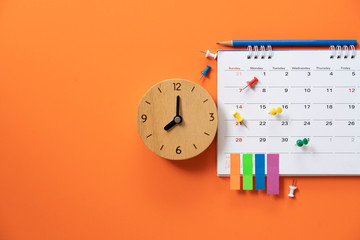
0,0,360,239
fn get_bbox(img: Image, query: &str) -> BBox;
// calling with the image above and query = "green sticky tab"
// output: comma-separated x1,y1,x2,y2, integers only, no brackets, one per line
243,154,253,190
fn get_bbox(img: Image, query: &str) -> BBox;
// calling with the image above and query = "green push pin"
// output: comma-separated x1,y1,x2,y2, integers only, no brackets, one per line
296,138,309,147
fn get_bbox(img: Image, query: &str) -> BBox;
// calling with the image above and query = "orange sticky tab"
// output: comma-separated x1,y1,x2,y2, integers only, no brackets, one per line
230,154,241,190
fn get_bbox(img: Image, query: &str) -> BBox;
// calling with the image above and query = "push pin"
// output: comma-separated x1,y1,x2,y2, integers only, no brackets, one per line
269,107,283,115
288,179,297,198
296,138,309,147
198,65,211,81
199,50,217,59
240,77,258,92
233,112,247,127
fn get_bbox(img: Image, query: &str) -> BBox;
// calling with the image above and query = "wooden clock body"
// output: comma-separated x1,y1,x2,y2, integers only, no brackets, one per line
136,79,218,160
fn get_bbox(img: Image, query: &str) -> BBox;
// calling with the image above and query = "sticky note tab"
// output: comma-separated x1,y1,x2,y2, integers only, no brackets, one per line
267,154,279,195
230,154,240,190
255,154,265,190
242,154,253,190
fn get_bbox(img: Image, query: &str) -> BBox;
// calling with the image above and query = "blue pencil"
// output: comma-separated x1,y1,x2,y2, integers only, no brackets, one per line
216,40,358,47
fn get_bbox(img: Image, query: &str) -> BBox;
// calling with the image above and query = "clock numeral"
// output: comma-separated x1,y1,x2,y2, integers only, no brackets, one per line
141,114,147,123
209,113,214,121
173,82,181,91
176,146,182,154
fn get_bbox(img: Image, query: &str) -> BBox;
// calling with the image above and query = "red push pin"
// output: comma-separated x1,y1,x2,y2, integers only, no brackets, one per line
240,77,259,92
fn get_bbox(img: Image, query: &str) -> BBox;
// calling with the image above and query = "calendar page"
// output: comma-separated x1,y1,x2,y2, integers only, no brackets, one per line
217,50,360,176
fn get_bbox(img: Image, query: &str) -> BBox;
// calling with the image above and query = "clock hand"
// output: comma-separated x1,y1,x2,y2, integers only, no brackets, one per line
176,95,180,116
164,119,176,130
164,115,183,131
164,96,183,131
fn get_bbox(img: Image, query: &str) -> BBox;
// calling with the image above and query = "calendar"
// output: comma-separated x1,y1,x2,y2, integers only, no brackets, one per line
217,50,360,176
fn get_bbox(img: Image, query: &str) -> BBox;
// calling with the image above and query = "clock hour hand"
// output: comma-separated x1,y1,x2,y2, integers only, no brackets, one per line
164,119,177,131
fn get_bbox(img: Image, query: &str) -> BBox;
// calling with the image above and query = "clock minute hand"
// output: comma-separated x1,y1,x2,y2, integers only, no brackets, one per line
176,95,180,116
164,96,182,131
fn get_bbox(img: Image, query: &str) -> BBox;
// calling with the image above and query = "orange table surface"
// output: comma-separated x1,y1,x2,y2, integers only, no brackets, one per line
0,0,360,239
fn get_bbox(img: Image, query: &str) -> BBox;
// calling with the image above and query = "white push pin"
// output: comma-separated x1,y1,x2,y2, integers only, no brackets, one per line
200,50,217,59
288,179,297,198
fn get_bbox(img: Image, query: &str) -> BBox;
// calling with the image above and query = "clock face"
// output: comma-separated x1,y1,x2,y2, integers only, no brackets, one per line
136,79,218,160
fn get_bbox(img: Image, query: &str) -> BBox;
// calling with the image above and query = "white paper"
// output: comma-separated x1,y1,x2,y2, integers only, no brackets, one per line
217,50,360,176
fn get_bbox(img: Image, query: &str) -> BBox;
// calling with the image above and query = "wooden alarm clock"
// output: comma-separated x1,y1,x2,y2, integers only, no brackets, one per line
136,79,218,160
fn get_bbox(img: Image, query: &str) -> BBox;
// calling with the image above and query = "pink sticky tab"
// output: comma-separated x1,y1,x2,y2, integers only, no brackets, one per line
267,154,279,195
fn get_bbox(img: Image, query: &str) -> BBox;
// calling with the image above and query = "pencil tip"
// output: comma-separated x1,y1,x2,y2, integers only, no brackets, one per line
216,43,220,44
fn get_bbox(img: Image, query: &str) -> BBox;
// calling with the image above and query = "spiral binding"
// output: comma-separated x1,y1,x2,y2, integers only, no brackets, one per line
246,45,273,59
330,45,356,59
247,45,356,59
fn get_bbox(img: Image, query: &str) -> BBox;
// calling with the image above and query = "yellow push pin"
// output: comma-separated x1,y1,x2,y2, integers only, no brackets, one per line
270,107,283,115
233,112,247,127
